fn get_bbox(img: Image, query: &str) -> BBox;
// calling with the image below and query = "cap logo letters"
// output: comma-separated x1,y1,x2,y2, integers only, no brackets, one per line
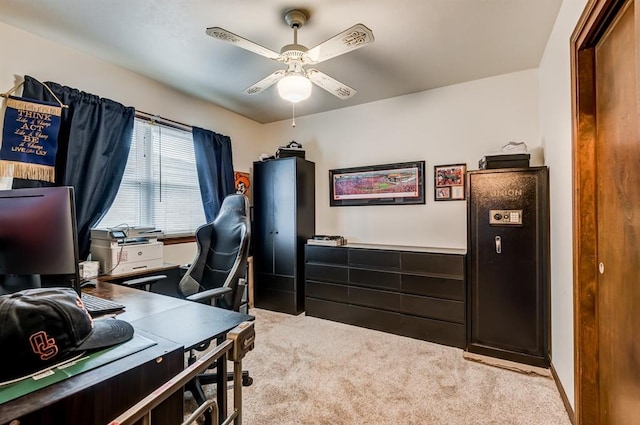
29,331,59,360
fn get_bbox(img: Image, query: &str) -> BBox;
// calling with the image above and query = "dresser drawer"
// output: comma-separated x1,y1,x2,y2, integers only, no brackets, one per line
349,268,401,290
306,298,352,323
401,252,465,278
401,274,465,300
349,286,401,311
347,303,402,334
349,248,400,269
306,281,348,302
401,315,466,348
401,294,465,323
305,264,348,283
306,245,348,265
306,298,402,335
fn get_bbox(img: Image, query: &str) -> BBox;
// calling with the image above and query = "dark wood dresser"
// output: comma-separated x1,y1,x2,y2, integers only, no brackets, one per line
304,243,466,348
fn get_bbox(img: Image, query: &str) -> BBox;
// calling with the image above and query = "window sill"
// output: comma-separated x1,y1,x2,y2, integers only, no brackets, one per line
160,235,196,245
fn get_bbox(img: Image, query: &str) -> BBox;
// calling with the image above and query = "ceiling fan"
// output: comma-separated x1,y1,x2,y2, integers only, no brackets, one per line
205,9,374,103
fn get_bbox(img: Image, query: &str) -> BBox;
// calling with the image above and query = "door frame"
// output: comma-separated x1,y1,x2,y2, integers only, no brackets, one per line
571,0,631,423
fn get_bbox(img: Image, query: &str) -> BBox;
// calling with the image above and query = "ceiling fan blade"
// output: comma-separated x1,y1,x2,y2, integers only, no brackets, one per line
244,70,286,95
306,69,356,99
206,27,281,60
305,24,374,64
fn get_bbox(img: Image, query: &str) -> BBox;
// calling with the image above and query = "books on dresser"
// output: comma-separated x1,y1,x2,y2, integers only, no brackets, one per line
307,235,347,246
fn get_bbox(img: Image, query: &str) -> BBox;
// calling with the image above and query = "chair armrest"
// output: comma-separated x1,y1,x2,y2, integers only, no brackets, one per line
121,274,167,288
186,286,232,303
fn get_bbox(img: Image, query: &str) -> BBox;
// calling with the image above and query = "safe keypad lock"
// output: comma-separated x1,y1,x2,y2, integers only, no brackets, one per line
489,209,523,225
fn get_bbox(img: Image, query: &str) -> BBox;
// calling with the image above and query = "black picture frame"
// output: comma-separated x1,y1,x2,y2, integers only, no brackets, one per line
434,163,466,201
329,161,425,207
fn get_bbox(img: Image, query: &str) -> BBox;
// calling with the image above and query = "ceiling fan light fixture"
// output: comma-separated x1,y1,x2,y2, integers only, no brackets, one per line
277,74,312,103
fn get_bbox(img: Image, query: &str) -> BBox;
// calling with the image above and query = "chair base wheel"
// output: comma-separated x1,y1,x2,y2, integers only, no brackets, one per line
242,375,253,386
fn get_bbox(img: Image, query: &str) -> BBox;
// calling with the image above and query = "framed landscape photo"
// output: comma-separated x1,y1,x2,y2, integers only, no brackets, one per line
329,161,425,206
434,163,466,201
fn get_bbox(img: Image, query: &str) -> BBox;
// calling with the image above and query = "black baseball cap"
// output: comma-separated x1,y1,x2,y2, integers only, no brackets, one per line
0,287,134,383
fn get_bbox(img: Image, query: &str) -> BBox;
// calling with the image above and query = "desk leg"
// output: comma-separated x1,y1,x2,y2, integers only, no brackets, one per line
216,336,227,424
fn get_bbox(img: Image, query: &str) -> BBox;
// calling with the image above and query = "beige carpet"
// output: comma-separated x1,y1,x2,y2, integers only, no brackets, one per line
192,308,571,425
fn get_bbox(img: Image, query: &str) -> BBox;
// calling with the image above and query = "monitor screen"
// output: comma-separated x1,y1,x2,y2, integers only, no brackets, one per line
0,186,81,295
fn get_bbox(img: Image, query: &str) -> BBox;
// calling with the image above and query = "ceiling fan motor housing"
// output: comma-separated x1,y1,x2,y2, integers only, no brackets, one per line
280,44,308,62
280,9,310,64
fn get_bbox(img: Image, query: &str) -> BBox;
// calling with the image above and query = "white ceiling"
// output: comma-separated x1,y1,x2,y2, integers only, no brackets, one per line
0,0,562,124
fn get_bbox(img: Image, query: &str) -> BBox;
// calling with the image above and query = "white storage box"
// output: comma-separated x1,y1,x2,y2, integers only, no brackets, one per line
91,241,164,275
79,261,100,279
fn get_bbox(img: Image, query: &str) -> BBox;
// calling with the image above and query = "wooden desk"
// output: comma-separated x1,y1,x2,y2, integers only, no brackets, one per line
0,282,252,425
97,263,180,283
94,282,253,422
90,282,253,351
97,263,182,298
0,330,184,425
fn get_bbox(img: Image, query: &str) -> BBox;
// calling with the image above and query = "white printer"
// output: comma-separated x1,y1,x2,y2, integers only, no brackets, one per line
90,227,164,275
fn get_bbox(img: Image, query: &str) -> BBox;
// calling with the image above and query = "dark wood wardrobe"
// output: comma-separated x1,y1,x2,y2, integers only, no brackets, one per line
252,157,315,314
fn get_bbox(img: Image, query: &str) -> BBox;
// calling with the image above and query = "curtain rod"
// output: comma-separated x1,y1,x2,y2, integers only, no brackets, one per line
135,110,193,132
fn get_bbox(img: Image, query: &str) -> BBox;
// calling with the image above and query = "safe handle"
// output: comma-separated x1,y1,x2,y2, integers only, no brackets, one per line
495,236,502,254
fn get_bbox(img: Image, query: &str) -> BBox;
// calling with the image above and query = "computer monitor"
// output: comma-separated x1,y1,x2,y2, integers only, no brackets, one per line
0,186,81,295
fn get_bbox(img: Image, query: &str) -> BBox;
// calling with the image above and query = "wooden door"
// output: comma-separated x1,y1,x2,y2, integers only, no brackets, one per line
573,0,640,423
595,2,640,422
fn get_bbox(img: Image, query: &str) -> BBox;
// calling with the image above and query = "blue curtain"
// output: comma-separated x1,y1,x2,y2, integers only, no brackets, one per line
17,75,134,259
192,127,235,222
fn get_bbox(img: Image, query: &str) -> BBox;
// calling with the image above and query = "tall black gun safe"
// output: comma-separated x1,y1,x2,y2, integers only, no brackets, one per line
466,167,549,367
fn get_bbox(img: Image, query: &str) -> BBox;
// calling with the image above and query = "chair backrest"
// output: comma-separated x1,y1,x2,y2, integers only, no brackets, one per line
178,194,251,311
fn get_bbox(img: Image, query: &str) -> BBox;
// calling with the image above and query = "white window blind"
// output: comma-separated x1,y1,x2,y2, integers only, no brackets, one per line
96,118,206,236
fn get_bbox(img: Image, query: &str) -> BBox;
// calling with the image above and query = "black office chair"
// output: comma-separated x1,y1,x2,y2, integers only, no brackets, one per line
178,193,253,409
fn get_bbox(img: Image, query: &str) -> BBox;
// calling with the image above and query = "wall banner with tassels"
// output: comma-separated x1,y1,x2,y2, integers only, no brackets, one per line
0,79,65,183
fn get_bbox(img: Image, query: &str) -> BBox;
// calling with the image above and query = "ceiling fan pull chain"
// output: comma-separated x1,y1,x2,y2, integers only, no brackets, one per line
291,103,296,128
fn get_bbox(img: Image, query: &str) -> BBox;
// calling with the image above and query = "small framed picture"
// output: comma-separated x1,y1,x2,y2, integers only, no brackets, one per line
434,164,466,201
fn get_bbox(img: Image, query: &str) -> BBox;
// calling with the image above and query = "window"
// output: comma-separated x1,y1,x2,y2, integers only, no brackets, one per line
96,118,205,237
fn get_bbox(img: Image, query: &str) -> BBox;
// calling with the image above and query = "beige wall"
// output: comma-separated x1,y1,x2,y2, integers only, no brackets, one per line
538,0,589,410
262,69,541,249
